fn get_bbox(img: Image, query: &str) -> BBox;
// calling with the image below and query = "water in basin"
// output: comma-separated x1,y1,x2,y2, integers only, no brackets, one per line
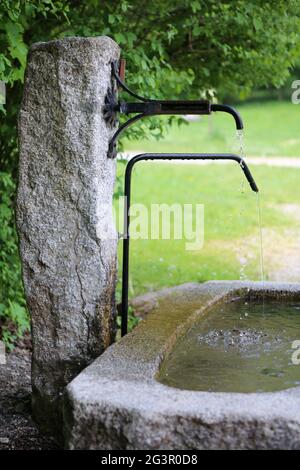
158,298,300,393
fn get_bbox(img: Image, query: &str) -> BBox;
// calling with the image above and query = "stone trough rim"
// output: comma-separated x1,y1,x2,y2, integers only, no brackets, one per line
64,281,300,449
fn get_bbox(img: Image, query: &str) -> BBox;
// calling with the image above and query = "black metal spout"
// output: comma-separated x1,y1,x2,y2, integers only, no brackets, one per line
120,152,259,336
105,61,244,158
211,104,243,130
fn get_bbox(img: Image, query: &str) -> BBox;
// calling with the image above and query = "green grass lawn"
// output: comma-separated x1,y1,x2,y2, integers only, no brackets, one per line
123,100,300,157
115,162,300,299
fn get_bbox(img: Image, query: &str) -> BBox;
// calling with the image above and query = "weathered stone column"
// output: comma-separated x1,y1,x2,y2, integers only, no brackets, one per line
16,36,120,439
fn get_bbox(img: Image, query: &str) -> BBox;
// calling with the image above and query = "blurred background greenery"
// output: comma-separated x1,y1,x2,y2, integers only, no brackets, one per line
1,0,300,346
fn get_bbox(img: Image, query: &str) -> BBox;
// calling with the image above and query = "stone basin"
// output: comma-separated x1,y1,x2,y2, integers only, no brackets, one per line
64,281,300,450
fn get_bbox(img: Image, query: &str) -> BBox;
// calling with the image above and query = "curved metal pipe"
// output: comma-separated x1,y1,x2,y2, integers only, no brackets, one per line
108,113,147,159
107,62,243,157
121,152,258,336
108,105,243,158
211,104,243,130
112,61,149,102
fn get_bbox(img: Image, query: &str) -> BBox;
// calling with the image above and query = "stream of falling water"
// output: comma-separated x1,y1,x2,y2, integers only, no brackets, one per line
236,130,265,293
256,192,265,285
257,191,266,314
236,129,247,281
237,129,246,194
236,129,245,158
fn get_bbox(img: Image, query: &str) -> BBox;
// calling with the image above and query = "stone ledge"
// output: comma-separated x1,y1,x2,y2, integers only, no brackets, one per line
64,281,300,449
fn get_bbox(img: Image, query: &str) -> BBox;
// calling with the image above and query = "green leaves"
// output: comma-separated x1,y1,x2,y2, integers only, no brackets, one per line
0,171,29,348
1,0,299,117
5,21,27,66
3,20,27,82
0,1,70,84
7,300,29,333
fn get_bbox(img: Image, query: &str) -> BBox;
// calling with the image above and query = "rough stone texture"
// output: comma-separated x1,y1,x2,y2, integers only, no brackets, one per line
16,36,120,440
65,281,300,449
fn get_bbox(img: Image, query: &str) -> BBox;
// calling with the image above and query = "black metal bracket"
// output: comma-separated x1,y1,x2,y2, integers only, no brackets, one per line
121,153,258,337
104,61,243,158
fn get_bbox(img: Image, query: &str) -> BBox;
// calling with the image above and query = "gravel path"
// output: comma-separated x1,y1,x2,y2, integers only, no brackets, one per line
0,348,58,450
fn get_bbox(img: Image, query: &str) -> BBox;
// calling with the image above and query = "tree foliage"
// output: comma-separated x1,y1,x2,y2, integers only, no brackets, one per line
0,0,300,345
0,171,29,348
1,0,300,171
